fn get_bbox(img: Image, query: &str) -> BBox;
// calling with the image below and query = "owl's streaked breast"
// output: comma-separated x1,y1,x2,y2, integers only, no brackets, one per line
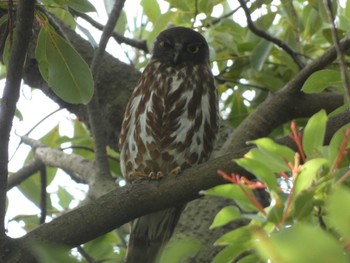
119,61,218,180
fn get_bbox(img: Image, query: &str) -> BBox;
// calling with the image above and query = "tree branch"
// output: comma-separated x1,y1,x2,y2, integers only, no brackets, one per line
324,0,350,103
237,0,305,69
7,158,44,190
0,0,35,237
87,0,126,183
10,109,349,261
71,9,148,53
20,136,95,187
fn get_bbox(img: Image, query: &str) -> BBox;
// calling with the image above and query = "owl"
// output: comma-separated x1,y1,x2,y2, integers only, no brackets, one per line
119,26,219,263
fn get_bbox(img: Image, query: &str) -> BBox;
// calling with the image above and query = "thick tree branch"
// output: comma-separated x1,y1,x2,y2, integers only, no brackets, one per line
87,0,126,181
237,0,305,69
0,0,35,237
9,109,349,262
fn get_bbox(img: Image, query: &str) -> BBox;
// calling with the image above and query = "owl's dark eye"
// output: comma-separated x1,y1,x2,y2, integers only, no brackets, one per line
159,40,172,48
186,44,200,54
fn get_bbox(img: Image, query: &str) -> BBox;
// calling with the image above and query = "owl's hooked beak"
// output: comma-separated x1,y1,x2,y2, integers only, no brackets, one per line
172,43,183,65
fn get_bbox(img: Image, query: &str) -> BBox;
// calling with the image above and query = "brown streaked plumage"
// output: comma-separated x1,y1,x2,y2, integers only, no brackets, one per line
119,26,219,263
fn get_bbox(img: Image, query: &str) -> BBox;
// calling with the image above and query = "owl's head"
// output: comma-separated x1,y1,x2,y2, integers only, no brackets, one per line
152,27,210,66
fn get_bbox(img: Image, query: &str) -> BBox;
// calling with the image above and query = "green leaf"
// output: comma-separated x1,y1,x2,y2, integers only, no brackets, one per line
213,242,250,263
114,10,127,35
32,242,77,263
243,137,295,174
228,92,248,127
146,12,176,50
84,233,121,260
251,39,273,71
36,27,94,104
237,254,263,263
235,157,278,191
254,223,348,263
294,189,315,220
215,226,251,246
250,137,295,166
141,0,161,23
302,69,342,93
67,0,96,13
328,123,350,166
203,184,259,212
302,109,328,158
159,236,201,263
294,158,328,196
210,205,242,229
165,0,191,11
57,187,73,209
327,186,350,242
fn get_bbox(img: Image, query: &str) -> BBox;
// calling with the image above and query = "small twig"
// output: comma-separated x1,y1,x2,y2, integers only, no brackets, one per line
39,166,47,224
324,0,350,104
237,0,305,69
10,108,62,162
208,4,242,26
87,0,126,180
60,145,120,163
71,9,148,53
215,77,268,91
0,0,35,237
76,246,99,263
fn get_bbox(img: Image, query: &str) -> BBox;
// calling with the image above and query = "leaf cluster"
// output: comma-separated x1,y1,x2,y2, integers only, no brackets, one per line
205,110,350,263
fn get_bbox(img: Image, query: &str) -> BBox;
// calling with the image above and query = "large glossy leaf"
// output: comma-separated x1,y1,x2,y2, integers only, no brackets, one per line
327,186,350,242
254,223,348,263
251,39,273,71
203,184,259,212
159,236,201,263
36,27,94,104
235,157,278,191
213,242,250,263
210,205,242,229
215,226,251,246
66,0,96,13
302,69,342,94
141,0,161,23
294,158,328,196
302,109,328,158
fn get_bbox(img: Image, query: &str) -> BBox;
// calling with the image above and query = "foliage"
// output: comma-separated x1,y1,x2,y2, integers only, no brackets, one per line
205,110,350,262
0,0,349,262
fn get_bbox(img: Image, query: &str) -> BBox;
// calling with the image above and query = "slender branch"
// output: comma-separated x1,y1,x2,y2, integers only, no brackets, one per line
7,158,44,190
237,0,305,69
76,246,98,263
0,0,35,237
208,4,242,26
87,0,126,181
39,166,47,224
324,0,350,103
71,9,148,53
10,108,62,162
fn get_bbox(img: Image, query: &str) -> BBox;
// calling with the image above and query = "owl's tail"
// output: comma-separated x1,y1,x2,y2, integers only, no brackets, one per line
125,206,185,263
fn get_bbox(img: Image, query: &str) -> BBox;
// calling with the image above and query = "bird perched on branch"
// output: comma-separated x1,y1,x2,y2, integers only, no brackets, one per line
119,26,219,263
